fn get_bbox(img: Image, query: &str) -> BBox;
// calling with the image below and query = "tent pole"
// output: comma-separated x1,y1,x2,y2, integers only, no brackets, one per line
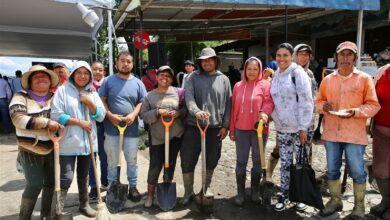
108,8,114,75
356,10,363,67
265,28,269,63
284,5,288,42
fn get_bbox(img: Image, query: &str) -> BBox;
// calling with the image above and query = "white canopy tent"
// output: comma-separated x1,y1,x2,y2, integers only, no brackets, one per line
0,0,108,60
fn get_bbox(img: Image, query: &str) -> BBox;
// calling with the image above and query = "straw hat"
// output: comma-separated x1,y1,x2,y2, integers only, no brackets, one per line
21,65,59,90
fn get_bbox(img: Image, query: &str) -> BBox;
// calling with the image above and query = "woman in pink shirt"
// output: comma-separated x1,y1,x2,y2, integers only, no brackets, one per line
229,57,274,206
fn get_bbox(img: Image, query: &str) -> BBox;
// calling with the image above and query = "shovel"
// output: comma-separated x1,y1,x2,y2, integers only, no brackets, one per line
48,126,73,220
157,115,177,211
106,121,128,213
194,118,214,213
257,120,276,212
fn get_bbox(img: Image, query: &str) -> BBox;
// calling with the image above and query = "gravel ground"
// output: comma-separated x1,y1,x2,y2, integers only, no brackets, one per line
0,122,383,219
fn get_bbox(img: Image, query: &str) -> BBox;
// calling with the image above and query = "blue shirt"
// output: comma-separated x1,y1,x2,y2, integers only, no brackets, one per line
99,74,147,137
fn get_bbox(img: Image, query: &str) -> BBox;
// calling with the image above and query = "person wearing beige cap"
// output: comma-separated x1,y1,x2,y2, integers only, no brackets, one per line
8,65,63,219
140,65,186,208
316,41,381,219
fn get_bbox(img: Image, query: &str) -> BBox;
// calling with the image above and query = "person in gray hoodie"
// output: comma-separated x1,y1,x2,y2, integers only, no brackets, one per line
180,48,232,209
270,43,313,211
51,61,106,217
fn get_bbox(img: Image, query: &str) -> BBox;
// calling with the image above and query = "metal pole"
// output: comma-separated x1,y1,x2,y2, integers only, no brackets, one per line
133,19,137,74
108,9,114,75
285,5,288,42
356,10,363,67
265,28,269,63
190,42,194,61
139,9,143,76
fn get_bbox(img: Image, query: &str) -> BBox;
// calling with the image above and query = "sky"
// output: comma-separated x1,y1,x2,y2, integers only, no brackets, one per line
0,57,74,77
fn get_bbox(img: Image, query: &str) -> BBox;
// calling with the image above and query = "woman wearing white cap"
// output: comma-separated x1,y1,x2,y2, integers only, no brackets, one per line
51,61,106,217
9,65,63,219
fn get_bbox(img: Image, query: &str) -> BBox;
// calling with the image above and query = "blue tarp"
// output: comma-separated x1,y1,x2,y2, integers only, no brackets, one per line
176,0,380,11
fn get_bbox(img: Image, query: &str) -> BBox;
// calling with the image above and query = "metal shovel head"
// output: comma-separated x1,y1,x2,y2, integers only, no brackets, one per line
106,181,128,213
194,191,214,213
156,181,177,211
54,213,73,220
259,177,276,212
53,191,73,220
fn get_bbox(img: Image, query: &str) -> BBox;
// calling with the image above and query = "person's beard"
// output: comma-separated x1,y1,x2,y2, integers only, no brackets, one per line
119,69,131,75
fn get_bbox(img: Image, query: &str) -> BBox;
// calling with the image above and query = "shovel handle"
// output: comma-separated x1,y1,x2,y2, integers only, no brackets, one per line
256,120,266,170
117,121,127,135
161,116,174,169
48,126,65,192
196,118,209,137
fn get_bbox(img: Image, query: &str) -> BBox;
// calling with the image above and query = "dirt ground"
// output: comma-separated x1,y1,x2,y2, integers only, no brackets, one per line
0,123,383,220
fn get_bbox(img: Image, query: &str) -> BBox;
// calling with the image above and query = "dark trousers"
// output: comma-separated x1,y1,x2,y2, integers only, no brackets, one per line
180,125,222,173
89,123,108,188
0,98,10,132
147,136,182,184
60,155,90,190
235,129,268,174
19,150,54,199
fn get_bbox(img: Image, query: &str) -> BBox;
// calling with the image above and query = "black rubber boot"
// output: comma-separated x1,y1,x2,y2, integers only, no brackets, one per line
78,177,96,217
180,172,195,206
234,172,246,206
40,187,54,219
251,171,261,204
370,178,390,217
19,197,37,220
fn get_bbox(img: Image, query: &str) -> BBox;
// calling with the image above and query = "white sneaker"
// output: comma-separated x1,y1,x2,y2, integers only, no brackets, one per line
296,202,307,211
274,195,287,211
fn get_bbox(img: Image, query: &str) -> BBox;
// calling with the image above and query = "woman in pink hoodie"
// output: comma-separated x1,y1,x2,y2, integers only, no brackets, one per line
229,57,274,206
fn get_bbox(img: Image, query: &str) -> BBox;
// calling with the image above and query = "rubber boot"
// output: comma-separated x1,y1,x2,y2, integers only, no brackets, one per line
349,182,366,219
204,169,214,197
266,154,279,180
144,184,156,208
234,172,246,206
320,180,343,216
251,171,261,204
180,172,195,206
77,177,96,217
19,197,37,220
370,178,390,217
40,187,54,219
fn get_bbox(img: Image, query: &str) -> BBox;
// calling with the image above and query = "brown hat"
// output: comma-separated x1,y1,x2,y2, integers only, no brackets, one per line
336,41,358,54
21,65,59,90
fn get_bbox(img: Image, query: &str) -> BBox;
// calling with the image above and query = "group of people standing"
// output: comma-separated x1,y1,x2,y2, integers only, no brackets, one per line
8,41,389,220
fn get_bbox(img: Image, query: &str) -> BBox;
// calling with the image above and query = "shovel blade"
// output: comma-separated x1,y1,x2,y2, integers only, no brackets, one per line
156,182,177,211
106,182,128,213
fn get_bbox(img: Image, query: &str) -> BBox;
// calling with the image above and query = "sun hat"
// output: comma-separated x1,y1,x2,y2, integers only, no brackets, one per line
21,65,59,90
157,65,174,77
336,41,358,54
196,47,221,68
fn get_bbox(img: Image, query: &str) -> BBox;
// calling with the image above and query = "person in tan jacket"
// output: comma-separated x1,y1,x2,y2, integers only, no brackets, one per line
316,41,381,219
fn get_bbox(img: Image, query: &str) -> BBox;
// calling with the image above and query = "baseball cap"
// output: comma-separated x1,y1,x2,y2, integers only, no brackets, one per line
336,41,358,54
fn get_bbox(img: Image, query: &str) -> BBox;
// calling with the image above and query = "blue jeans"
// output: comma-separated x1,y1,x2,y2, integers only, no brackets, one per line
325,141,367,184
0,98,10,132
104,134,139,187
89,123,108,188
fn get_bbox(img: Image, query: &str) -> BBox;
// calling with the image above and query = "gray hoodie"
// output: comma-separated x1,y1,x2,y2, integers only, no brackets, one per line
184,69,232,128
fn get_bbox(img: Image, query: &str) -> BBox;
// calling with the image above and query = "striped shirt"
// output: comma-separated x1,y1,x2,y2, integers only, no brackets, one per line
9,90,54,155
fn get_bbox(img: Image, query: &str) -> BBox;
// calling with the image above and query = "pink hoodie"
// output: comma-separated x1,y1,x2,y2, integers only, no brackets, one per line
229,57,274,134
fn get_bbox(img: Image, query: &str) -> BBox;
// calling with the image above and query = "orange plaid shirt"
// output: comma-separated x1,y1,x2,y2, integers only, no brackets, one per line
316,68,381,145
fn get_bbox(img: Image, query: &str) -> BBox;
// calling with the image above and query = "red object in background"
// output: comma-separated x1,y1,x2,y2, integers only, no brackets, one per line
135,31,150,50
141,69,157,92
